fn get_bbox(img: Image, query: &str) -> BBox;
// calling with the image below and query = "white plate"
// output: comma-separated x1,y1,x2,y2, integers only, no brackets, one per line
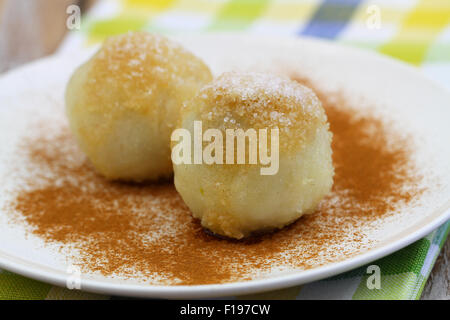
0,34,449,298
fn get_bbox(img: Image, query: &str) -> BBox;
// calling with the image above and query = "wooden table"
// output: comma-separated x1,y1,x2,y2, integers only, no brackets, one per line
0,0,448,300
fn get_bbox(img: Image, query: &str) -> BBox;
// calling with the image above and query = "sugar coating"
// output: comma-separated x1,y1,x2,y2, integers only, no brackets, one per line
85,32,212,115
182,71,329,153
65,32,212,181
174,72,334,239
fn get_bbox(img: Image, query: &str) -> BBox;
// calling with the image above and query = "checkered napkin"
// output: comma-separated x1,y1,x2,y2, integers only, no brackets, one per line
2,0,449,300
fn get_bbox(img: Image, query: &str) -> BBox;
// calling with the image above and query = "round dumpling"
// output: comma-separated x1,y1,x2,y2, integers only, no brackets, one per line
65,32,212,181
172,72,334,239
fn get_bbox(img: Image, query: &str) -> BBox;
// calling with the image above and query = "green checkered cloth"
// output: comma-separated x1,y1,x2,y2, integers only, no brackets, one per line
2,0,449,299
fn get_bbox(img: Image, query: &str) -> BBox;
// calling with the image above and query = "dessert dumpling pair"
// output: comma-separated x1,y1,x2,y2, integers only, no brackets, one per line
66,32,333,239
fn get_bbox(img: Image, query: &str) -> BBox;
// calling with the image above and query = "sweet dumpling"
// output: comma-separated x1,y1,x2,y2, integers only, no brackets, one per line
65,32,212,181
172,72,334,239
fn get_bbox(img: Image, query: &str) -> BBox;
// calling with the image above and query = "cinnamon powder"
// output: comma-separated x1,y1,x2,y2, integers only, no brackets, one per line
7,81,422,285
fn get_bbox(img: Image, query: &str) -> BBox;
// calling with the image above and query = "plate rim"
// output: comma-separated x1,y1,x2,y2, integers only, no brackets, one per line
0,202,448,298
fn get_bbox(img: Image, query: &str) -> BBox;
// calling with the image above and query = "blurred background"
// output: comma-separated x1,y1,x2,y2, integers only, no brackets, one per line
0,0,91,72
0,0,448,299
1,0,450,86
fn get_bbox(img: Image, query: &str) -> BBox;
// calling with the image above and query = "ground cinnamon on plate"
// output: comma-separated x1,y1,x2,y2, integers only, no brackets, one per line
7,82,422,285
